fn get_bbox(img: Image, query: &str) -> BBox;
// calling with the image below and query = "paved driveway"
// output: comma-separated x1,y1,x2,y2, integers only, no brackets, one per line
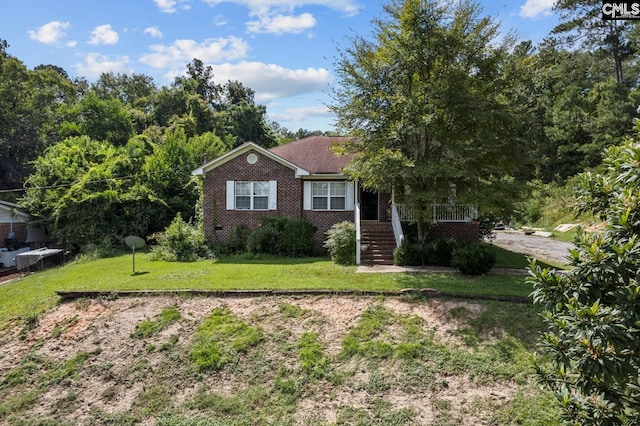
492,230,574,266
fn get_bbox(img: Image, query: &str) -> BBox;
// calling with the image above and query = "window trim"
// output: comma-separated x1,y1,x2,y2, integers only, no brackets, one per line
311,181,347,211
226,180,277,211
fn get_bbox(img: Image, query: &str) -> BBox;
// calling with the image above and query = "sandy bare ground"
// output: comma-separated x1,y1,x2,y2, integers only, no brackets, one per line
0,295,539,425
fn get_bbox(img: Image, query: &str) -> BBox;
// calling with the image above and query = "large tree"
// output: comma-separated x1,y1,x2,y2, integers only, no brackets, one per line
551,0,638,83
0,41,79,192
330,0,523,236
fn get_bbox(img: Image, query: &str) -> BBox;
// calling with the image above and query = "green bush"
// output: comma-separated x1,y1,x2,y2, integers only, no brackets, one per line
530,136,640,424
451,242,496,275
423,238,457,267
246,216,315,257
266,216,315,257
324,221,356,265
149,213,210,262
395,238,459,267
246,225,280,255
79,235,118,260
393,238,422,266
225,225,251,254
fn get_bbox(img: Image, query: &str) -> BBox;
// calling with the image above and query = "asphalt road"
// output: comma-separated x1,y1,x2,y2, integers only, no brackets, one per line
492,230,574,266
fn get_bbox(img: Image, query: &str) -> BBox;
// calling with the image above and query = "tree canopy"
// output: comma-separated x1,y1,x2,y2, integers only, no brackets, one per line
331,0,523,234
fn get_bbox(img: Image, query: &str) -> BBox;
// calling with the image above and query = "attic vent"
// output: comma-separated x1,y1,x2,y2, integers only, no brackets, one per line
247,153,258,164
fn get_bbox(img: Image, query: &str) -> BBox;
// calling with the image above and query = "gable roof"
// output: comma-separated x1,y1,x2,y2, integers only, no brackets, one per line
0,200,30,223
269,136,355,175
192,142,310,178
192,136,357,178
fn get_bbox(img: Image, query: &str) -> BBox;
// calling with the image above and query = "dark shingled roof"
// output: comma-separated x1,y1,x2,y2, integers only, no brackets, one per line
269,136,356,174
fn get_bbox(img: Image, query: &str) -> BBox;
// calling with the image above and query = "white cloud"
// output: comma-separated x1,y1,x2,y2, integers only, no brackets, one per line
213,15,228,26
154,0,191,13
209,61,331,103
144,26,163,38
201,0,360,16
140,37,249,69
519,0,554,18
202,0,359,35
74,53,132,79
88,24,119,45
155,0,177,12
271,105,331,122
27,21,70,44
247,12,316,34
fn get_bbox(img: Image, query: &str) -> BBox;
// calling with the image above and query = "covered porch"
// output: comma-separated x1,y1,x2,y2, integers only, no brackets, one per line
355,187,479,265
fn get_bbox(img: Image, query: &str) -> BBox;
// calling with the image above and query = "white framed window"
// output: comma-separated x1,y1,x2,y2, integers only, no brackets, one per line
227,181,276,210
312,182,347,210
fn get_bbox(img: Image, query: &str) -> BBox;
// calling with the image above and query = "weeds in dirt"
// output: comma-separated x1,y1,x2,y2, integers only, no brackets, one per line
298,332,330,380
337,398,416,425
131,306,181,339
40,351,90,386
190,307,263,371
279,301,306,318
0,297,563,425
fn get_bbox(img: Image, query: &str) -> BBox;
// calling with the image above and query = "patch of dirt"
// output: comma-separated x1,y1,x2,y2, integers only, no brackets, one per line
0,295,530,425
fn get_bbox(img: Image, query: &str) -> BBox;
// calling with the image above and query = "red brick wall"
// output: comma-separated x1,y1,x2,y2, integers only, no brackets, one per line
303,210,354,253
0,223,27,244
201,149,359,254
428,222,480,242
203,149,303,242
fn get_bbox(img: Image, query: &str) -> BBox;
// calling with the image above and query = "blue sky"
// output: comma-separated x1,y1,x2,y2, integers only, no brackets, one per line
1,0,558,131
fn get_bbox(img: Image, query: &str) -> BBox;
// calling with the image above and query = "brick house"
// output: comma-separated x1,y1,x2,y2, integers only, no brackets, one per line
0,201,29,245
192,136,479,264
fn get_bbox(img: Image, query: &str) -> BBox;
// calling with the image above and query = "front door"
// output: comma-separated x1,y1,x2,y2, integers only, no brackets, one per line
361,189,378,221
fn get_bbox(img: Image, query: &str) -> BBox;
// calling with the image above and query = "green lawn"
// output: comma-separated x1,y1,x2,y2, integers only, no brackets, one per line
0,252,535,325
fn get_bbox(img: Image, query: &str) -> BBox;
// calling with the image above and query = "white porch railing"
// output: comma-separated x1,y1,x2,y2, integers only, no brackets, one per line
355,202,361,265
396,204,478,223
391,203,404,247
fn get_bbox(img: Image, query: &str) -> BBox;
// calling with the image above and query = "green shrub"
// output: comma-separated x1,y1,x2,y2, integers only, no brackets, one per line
423,238,458,266
324,221,356,265
149,213,210,262
394,236,460,267
451,242,496,275
225,225,251,254
278,218,315,257
79,235,118,260
393,238,422,266
246,216,315,257
246,225,280,255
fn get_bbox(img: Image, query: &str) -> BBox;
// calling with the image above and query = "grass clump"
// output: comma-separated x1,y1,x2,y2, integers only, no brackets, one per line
190,308,263,371
343,305,428,360
132,307,181,339
298,332,332,380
